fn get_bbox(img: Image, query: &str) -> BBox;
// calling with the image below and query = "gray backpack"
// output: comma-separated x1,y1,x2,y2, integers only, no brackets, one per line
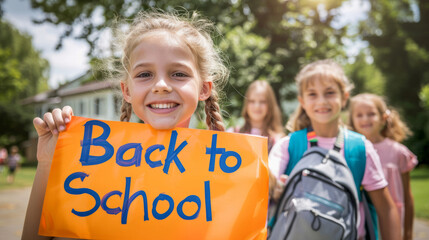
268,128,360,240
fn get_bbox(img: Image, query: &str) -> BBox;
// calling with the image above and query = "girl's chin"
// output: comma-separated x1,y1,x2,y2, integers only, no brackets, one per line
146,119,191,130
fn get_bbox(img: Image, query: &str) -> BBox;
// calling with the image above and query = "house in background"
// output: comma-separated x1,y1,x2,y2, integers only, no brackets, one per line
21,71,124,162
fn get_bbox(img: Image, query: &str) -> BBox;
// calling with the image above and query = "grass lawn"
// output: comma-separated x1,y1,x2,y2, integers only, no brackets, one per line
0,166,36,190
411,166,429,220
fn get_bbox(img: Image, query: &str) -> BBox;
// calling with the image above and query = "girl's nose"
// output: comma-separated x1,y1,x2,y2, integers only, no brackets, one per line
152,76,172,93
316,95,328,104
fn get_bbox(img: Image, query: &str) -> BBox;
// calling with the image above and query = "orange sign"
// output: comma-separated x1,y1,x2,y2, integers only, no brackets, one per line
39,116,268,239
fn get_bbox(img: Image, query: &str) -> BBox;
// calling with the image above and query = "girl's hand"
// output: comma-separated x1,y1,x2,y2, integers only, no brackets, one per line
272,174,288,202
33,106,73,164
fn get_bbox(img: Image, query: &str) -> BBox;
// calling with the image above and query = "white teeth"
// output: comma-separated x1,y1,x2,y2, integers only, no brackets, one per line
150,103,177,109
317,109,329,113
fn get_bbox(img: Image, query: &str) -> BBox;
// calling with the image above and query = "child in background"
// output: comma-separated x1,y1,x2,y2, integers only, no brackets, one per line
269,59,401,240
6,145,20,183
22,11,229,239
349,93,418,240
0,147,7,174
229,80,284,153
228,80,285,220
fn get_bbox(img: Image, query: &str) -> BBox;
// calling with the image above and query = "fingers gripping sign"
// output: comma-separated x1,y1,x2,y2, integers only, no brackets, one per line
33,106,74,164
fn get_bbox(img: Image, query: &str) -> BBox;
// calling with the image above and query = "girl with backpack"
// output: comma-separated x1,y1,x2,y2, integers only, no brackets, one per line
268,59,400,240
349,93,418,240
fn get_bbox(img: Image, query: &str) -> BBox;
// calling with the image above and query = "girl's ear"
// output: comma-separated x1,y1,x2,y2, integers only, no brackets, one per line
342,91,350,108
121,82,131,103
199,81,213,101
298,95,304,108
382,112,389,122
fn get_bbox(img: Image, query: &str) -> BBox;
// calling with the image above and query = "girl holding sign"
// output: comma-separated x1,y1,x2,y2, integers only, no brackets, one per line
23,10,229,239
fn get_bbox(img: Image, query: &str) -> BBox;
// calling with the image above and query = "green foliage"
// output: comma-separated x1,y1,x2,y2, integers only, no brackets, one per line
345,52,386,96
362,0,429,163
411,166,429,220
0,103,34,147
0,20,49,147
0,20,49,102
420,84,429,109
218,22,283,115
0,49,22,102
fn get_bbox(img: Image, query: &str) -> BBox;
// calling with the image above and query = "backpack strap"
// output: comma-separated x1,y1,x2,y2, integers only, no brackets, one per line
344,130,379,240
285,128,308,175
343,129,366,201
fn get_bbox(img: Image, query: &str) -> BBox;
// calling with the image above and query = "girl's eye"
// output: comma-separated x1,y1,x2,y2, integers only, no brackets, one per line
326,91,336,95
136,72,152,78
172,72,188,78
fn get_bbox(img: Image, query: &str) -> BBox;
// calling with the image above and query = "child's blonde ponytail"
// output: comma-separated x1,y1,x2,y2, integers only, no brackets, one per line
383,108,412,142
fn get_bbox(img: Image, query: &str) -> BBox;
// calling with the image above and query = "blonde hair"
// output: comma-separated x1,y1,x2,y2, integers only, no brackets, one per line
117,11,229,131
349,93,412,142
240,80,284,137
286,59,353,132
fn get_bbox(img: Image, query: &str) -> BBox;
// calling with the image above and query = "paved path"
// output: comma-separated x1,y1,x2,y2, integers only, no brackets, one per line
0,187,31,240
1,187,429,240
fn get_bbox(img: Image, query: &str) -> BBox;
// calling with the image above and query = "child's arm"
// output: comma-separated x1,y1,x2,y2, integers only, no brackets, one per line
22,107,73,240
368,187,401,240
402,171,414,240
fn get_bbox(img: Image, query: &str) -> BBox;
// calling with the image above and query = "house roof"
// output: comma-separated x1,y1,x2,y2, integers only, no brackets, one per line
21,71,119,105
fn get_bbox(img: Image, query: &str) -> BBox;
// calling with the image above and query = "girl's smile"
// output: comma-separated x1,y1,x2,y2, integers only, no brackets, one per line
148,101,180,114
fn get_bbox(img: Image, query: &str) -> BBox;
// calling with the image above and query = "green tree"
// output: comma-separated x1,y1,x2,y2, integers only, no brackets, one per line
345,51,386,96
0,19,49,147
362,0,429,163
0,20,49,102
29,0,350,121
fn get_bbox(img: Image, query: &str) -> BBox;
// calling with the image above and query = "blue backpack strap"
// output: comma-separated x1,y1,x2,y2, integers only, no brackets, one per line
344,129,366,201
285,128,308,175
344,129,379,240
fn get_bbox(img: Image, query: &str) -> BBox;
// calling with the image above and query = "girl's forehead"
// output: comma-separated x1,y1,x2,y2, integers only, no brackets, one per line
303,77,339,90
354,99,378,110
248,89,267,99
130,31,197,67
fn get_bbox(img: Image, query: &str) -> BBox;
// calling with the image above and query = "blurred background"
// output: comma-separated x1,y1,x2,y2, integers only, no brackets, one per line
1,0,428,164
0,0,428,238
1,1,428,155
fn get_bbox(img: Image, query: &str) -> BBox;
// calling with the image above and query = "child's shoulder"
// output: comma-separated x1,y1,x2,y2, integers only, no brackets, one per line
271,134,291,150
375,138,411,153
226,126,241,133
